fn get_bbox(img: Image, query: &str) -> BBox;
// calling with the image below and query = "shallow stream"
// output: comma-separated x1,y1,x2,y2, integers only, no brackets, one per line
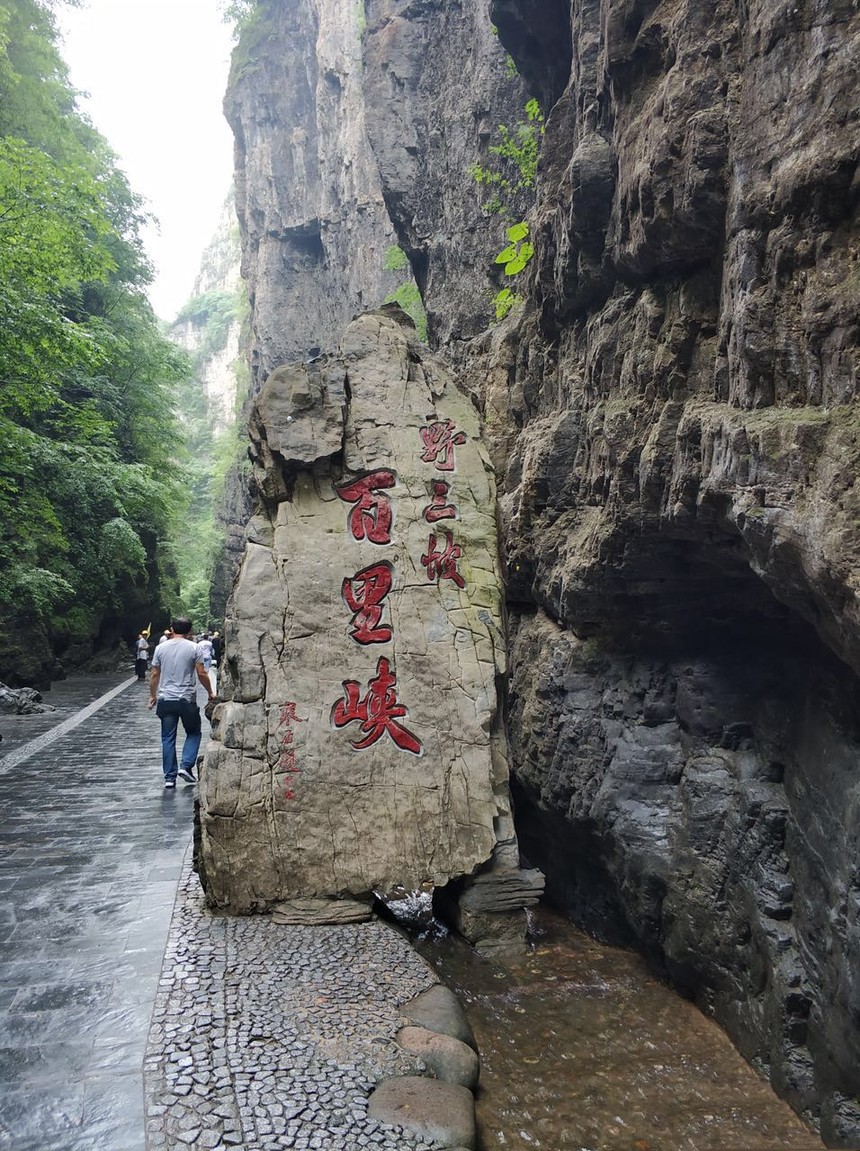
415,908,823,1151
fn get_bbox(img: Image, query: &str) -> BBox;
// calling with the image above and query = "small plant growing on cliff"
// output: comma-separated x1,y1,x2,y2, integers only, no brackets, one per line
490,25,520,79
492,221,533,319
384,282,429,343
470,99,543,323
384,245,409,271
469,98,544,215
495,221,534,275
381,247,428,341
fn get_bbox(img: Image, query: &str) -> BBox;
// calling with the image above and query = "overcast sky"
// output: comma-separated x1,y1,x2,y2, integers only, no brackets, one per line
58,0,236,320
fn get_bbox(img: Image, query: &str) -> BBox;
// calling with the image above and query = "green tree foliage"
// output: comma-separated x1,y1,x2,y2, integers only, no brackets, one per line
0,0,193,683
169,280,247,630
175,288,241,368
218,0,259,40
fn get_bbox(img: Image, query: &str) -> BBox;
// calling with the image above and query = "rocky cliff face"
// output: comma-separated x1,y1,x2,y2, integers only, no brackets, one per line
362,0,529,345
170,200,243,436
466,0,858,1142
223,0,860,1140
226,0,527,378
224,0,405,393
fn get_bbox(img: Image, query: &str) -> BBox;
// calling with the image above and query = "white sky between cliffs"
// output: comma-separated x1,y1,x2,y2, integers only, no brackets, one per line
58,0,236,321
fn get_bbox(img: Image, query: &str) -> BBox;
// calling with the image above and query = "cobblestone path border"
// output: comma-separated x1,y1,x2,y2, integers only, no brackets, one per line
144,849,443,1150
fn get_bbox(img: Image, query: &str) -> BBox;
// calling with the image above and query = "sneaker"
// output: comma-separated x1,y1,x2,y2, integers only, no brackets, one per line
178,767,196,783
164,779,176,789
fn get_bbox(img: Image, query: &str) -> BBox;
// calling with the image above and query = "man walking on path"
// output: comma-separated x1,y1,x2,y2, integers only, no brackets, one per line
197,631,217,693
148,616,215,788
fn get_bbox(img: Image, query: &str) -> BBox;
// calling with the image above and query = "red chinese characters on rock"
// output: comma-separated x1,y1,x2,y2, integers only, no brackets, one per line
342,562,394,645
420,419,467,472
331,656,422,755
336,470,396,544
421,479,457,524
417,418,468,591
333,466,420,754
421,530,466,589
278,701,305,800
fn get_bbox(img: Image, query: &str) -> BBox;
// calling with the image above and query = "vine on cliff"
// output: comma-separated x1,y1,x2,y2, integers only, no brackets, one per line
469,98,543,216
492,221,534,319
470,98,543,321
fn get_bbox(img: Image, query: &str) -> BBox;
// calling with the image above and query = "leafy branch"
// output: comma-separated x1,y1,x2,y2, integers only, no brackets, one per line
492,221,534,319
469,98,544,216
470,98,543,322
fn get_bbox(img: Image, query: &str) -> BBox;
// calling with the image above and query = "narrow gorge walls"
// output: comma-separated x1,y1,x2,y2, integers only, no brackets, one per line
224,0,402,389
361,0,529,344
225,0,527,375
218,0,859,1141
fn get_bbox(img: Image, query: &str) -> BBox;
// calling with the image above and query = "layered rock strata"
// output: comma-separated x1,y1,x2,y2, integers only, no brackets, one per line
219,0,859,1139
199,311,524,921
459,0,859,1141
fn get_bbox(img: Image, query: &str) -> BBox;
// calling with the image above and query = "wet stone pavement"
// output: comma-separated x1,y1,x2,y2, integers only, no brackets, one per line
0,673,198,1150
0,674,445,1151
144,864,439,1151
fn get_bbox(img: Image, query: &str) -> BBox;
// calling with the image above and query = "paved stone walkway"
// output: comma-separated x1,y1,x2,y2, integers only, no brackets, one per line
0,674,204,1151
0,674,446,1151
144,857,439,1151
2,672,826,1151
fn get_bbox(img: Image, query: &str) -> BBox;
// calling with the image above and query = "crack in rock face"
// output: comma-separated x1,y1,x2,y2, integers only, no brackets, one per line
200,312,514,912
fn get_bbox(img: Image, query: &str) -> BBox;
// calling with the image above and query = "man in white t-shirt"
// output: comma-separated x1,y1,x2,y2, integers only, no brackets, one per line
148,616,215,789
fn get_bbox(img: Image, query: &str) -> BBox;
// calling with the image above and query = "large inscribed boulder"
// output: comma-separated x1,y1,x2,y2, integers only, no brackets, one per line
199,311,519,911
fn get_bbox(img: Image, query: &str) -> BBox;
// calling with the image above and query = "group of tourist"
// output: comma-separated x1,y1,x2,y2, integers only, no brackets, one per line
134,620,222,789
134,626,222,682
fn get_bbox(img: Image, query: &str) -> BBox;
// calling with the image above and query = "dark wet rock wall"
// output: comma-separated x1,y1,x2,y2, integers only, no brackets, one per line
466,0,859,1141
508,608,860,1138
222,0,860,1141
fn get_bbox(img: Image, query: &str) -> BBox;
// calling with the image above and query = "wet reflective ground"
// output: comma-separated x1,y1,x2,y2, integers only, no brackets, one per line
0,674,200,1151
418,909,824,1151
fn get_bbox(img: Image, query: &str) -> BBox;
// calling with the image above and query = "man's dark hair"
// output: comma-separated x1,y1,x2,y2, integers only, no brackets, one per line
171,616,193,635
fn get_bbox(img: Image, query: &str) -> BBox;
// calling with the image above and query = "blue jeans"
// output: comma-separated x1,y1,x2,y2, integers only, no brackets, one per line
156,698,201,781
